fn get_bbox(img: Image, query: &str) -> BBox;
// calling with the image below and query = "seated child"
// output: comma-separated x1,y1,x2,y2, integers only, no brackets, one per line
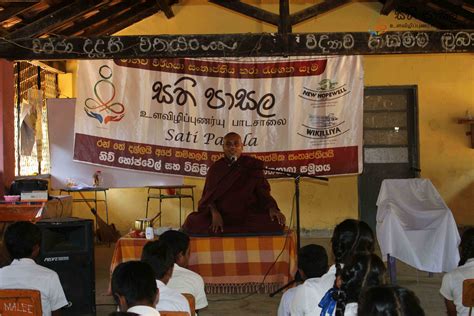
141,241,191,314
111,260,159,315
358,285,424,316
290,219,375,315
0,221,68,316
440,228,474,316
158,230,208,310
278,244,328,316
334,253,386,316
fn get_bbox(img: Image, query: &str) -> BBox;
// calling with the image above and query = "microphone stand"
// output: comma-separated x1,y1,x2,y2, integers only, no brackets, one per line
259,166,328,252
256,166,327,297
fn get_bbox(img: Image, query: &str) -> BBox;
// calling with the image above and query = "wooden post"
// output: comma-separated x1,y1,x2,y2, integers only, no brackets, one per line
0,60,15,196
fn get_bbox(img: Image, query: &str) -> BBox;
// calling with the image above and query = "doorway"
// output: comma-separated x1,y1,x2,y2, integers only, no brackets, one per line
358,86,420,231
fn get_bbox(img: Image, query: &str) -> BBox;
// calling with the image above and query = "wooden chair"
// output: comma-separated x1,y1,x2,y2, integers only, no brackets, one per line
463,279,474,316
182,293,196,316
0,289,42,316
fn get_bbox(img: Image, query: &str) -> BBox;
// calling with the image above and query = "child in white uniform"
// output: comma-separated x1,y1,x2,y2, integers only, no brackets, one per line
440,228,474,316
0,221,68,316
158,230,208,310
278,244,328,316
141,241,191,315
111,260,160,316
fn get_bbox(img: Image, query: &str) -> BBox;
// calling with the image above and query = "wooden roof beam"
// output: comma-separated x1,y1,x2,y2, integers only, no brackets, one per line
156,0,174,19
430,0,474,23
290,0,351,25
209,0,351,32
208,0,279,26
279,0,291,34
0,26,9,36
88,0,160,36
380,0,398,15
1,30,473,60
0,3,32,23
399,1,473,29
61,0,138,37
463,0,474,7
6,0,110,39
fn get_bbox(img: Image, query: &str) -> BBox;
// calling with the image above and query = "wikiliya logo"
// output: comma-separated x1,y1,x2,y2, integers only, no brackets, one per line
84,65,125,124
299,79,350,102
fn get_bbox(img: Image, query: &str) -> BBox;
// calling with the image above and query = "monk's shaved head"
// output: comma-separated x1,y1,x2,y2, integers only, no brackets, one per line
224,132,241,140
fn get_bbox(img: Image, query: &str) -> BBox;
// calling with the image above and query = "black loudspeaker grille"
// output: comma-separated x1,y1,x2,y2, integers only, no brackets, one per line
36,218,95,316
9,179,48,195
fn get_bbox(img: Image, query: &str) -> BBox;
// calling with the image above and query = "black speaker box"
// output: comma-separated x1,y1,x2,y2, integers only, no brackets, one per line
36,218,96,316
9,178,48,195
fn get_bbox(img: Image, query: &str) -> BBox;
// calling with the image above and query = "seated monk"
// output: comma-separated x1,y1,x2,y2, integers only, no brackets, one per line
182,132,286,235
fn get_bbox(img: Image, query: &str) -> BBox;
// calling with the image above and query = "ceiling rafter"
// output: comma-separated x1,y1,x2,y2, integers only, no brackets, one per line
380,0,398,15
378,0,474,29
209,0,351,30
156,0,174,19
6,0,110,39
0,3,32,23
60,0,141,37
0,27,8,36
398,1,473,29
430,0,474,22
86,0,160,36
208,0,279,26
6,2,64,31
290,0,351,25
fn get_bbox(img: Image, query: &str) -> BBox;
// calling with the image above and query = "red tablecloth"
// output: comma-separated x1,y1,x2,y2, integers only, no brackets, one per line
0,203,44,222
110,231,297,294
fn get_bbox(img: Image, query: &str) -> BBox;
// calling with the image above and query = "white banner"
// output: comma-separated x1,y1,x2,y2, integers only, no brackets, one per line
74,56,363,177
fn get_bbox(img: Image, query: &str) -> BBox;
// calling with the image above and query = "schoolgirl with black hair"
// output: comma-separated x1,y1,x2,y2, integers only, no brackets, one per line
358,285,425,316
290,219,375,315
334,253,386,316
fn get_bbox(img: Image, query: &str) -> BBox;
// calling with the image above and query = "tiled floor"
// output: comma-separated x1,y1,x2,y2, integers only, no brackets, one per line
95,238,446,315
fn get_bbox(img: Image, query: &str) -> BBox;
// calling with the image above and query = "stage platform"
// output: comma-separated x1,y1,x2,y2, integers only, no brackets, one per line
110,230,297,294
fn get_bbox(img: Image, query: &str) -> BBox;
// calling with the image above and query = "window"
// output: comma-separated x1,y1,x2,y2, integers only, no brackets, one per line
13,62,59,176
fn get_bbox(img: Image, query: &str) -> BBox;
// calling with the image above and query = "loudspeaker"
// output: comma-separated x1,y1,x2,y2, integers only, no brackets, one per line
9,178,48,195
36,218,95,316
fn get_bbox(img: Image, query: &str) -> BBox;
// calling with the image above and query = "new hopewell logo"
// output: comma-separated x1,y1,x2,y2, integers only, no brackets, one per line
43,256,70,262
299,79,350,102
84,65,125,125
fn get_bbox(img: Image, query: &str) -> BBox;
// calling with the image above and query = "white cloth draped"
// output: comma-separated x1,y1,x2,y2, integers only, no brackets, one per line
376,178,460,273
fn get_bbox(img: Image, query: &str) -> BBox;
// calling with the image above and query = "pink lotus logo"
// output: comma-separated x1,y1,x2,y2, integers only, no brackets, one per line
84,65,125,124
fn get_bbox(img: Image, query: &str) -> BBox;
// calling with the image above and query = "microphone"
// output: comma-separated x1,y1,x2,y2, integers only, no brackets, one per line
228,156,237,167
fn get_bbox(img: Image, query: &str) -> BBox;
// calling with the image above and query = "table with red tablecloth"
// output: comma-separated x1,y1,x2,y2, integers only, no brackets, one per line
110,231,297,294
